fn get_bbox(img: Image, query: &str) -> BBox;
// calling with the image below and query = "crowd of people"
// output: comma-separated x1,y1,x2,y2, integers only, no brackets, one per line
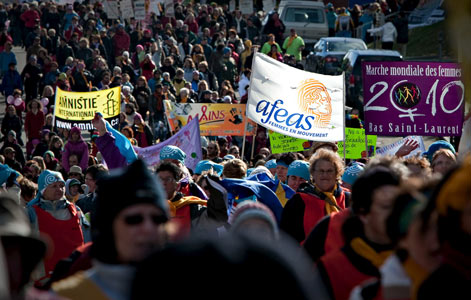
0,0,469,300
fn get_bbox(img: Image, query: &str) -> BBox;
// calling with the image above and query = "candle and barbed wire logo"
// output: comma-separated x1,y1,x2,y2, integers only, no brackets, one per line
393,82,421,109
103,89,120,116
297,79,332,128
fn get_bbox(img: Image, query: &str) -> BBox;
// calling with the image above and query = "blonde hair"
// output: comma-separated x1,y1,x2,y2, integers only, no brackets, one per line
309,148,344,180
223,159,247,179
431,149,456,167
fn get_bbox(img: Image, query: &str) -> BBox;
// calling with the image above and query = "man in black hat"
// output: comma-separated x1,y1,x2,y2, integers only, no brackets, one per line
52,159,171,299
0,194,47,299
56,36,75,69
3,147,22,172
0,131,25,167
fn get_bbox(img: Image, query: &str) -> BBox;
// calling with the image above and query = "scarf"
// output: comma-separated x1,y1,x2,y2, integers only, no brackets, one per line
403,257,430,300
168,196,207,217
136,123,145,133
350,237,393,268
286,34,298,49
314,183,341,214
80,71,91,91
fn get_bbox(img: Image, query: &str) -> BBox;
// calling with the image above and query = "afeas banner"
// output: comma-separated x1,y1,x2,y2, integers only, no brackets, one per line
247,53,345,142
54,87,121,130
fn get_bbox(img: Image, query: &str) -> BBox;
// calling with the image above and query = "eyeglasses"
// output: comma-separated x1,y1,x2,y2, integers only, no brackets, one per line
123,213,167,226
314,169,336,176
159,176,175,183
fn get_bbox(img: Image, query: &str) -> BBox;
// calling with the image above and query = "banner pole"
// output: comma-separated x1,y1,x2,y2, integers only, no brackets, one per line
250,124,258,160
242,46,259,161
365,131,369,158
342,72,346,162
241,117,248,159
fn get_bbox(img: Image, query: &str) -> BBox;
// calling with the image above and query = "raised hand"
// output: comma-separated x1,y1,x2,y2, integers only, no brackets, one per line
395,138,419,157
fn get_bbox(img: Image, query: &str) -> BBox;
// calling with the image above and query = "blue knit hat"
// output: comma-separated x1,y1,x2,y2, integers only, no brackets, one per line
223,155,235,161
223,47,231,55
342,162,365,185
28,170,65,206
287,160,310,181
423,140,456,162
265,159,277,170
160,145,186,164
0,164,19,186
194,160,223,176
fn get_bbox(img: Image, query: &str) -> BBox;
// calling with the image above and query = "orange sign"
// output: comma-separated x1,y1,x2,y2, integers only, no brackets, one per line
164,101,256,136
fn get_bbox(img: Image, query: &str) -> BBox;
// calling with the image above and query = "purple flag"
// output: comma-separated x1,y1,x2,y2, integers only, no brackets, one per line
134,117,202,170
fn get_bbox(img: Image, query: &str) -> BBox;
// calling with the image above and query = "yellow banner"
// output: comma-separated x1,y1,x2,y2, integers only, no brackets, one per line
55,87,121,121
54,87,121,130
164,100,256,136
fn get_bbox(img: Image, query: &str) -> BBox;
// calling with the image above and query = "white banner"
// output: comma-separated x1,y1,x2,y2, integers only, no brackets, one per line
239,0,253,15
104,0,120,19
134,0,146,20
247,53,345,142
165,0,174,15
376,136,426,158
229,0,236,12
263,0,275,12
121,0,135,19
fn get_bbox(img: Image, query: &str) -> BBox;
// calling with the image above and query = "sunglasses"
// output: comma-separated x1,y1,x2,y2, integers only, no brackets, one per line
123,214,167,226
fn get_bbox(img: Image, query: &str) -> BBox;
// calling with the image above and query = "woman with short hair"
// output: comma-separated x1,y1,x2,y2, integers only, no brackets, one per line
280,149,348,244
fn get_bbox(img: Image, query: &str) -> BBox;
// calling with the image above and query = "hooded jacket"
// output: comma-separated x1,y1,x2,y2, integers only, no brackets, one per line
62,127,89,173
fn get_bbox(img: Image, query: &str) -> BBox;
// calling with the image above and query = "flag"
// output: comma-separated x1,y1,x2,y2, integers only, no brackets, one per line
247,52,345,141
219,178,283,223
247,172,295,207
105,119,138,164
134,117,202,170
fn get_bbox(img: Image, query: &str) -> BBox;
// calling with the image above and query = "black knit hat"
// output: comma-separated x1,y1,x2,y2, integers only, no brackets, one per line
92,159,168,263
0,195,46,287
351,166,401,215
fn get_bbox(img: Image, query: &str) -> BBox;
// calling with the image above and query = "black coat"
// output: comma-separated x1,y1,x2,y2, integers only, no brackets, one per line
0,141,25,167
1,114,22,138
56,44,74,68
21,63,42,99
393,17,409,44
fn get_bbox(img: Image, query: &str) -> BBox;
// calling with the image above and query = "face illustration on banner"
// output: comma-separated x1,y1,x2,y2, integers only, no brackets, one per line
297,79,332,128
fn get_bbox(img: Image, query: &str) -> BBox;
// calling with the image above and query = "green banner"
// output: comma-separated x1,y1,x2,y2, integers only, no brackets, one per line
269,131,312,154
337,128,377,159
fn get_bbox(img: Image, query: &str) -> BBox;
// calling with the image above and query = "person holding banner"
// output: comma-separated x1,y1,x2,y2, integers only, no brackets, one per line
62,127,89,174
156,161,208,238
280,149,348,244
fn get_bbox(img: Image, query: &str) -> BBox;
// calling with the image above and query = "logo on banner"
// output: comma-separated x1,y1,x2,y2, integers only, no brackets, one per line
393,82,421,109
104,89,120,116
297,79,332,127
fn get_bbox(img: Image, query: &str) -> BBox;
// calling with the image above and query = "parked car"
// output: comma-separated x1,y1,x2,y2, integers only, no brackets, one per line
306,37,367,74
277,1,329,45
341,49,403,116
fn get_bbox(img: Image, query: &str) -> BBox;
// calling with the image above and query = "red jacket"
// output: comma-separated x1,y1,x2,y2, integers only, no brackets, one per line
113,31,130,57
25,110,45,140
300,191,346,244
320,248,376,300
21,9,41,28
